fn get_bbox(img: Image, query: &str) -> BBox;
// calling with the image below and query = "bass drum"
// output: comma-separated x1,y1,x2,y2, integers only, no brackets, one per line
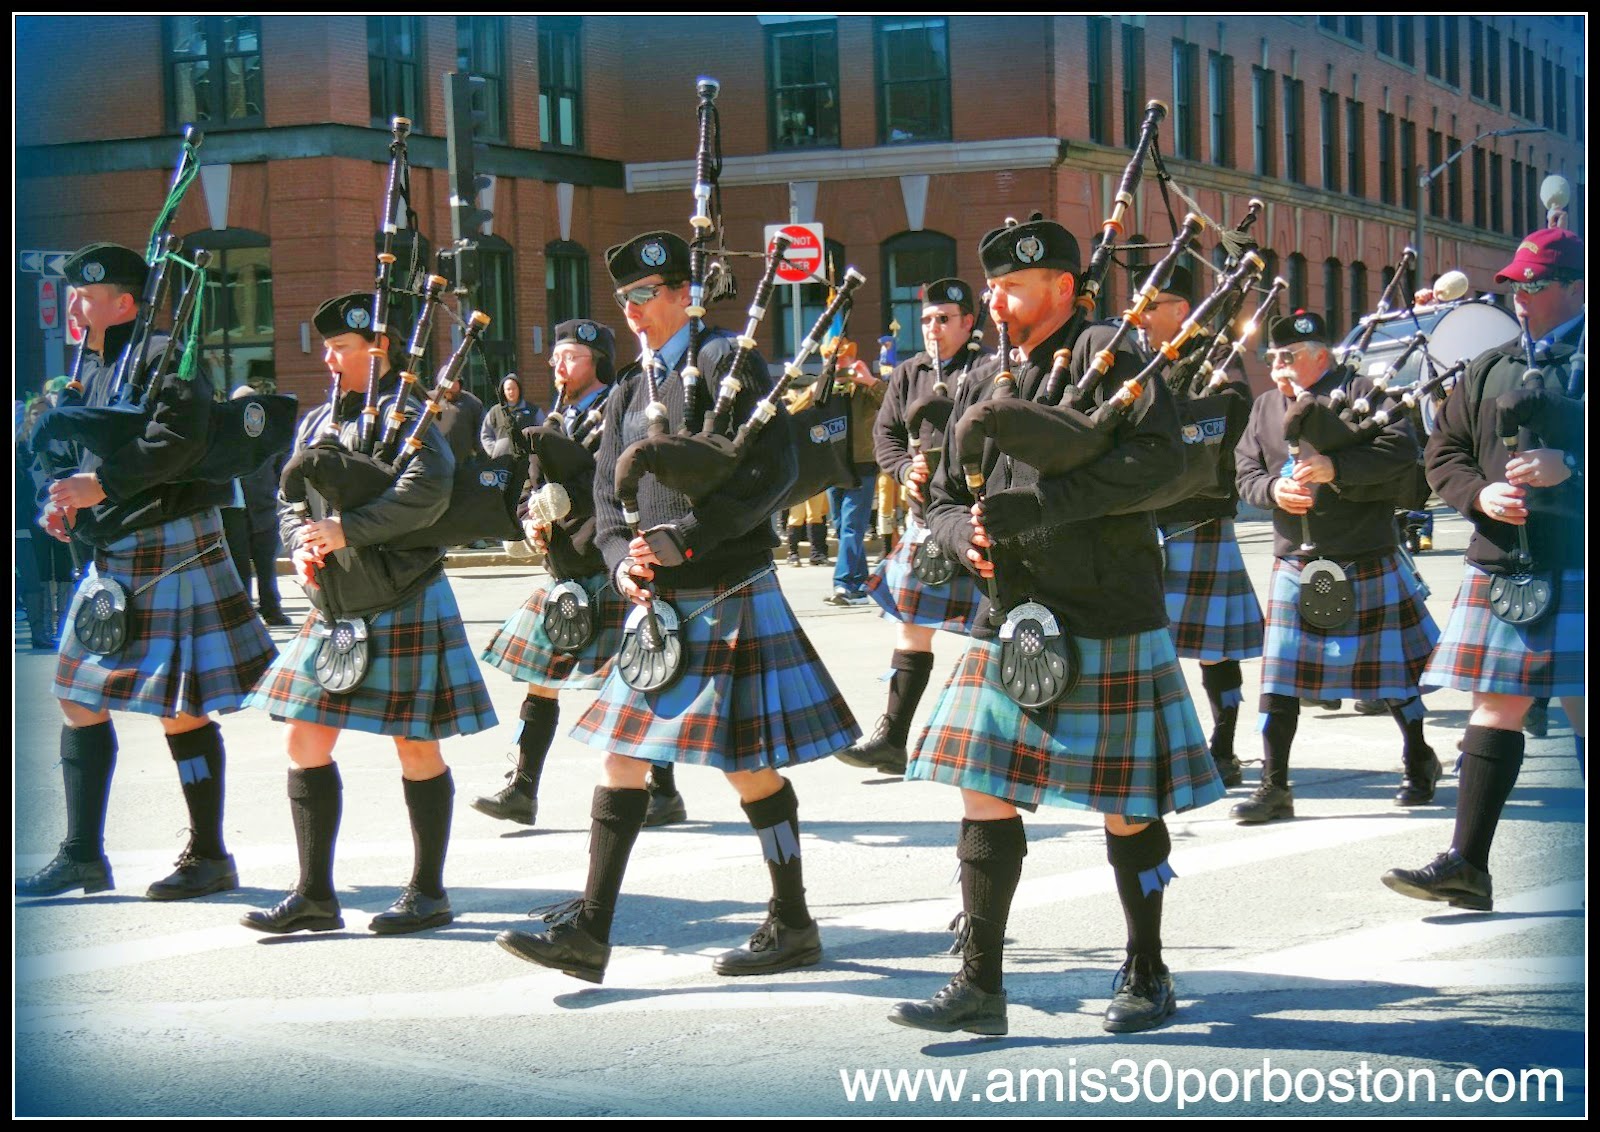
1416,301,1520,434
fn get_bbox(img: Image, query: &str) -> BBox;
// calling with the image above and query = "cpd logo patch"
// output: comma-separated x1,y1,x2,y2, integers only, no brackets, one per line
640,242,668,268
346,307,372,330
242,402,266,438
1015,236,1044,264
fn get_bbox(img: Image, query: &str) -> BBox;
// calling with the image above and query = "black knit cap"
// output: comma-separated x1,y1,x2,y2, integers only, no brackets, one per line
920,277,975,315
978,212,1081,279
1266,310,1329,349
554,318,616,364
1131,263,1196,304
63,243,148,291
605,231,691,288
314,291,380,340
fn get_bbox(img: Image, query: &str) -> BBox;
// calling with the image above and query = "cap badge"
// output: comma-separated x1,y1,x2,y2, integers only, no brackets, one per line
1294,316,1314,334
1015,236,1044,264
346,307,371,330
947,284,963,300
1524,267,1535,280
577,322,598,342
640,241,668,268
82,262,106,283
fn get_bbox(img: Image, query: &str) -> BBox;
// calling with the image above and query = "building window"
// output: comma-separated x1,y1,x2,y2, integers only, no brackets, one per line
876,17,951,144
1576,73,1584,142
1400,119,1417,209
1253,67,1276,178
1346,99,1364,198
1555,64,1569,136
1345,17,1363,43
1509,41,1522,116
1376,16,1394,58
1320,90,1340,192
1282,77,1304,184
181,231,274,393
1287,253,1307,313
368,17,422,128
1397,16,1415,67
1524,162,1540,234
771,239,846,360
1087,18,1112,145
1171,40,1199,159
1486,26,1502,106
1208,52,1234,168
1349,261,1368,325
1521,44,1536,121
881,232,956,357
545,240,589,339
1122,23,1146,147
1378,111,1396,204
1510,158,1525,237
467,237,516,393
1472,148,1487,229
456,16,506,142
1541,59,1556,130
165,16,264,129
1468,18,1485,100
1446,134,1463,222
1324,258,1343,340
1318,16,1338,34
539,17,583,150
1444,16,1460,87
1427,130,1444,217
1490,152,1504,232
1424,16,1442,80
769,20,839,149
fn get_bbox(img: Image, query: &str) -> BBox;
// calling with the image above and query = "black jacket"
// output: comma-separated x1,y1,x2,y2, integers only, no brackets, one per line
592,330,796,592
278,372,453,619
926,315,1184,640
1235,365,1420,561
1425,323,1584,574
521,417,603,583
874,343,989,486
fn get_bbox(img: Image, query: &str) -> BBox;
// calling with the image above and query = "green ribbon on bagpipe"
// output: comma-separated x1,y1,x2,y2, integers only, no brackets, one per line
143,134,206,382
158,251,208,384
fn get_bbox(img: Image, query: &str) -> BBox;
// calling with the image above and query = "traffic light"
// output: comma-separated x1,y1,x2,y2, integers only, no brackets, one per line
444,71,493,292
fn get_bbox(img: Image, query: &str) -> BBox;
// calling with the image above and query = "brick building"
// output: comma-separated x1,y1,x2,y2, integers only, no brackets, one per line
15,15,1586,408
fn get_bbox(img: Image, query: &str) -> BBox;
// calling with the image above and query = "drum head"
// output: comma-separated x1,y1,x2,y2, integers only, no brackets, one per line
543,580,596,653
996,601,1080,709
72,578,129,656
618,599,685,693
1299,558,1356,630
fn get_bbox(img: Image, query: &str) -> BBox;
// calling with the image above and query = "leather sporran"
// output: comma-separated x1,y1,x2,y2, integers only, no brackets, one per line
72,577,130,656
1298,558,1356,630
996,601,1080,710
311,617,372,694
618,599,685,693
1487,570,1555,626
910,535,958,586
543,579,597,653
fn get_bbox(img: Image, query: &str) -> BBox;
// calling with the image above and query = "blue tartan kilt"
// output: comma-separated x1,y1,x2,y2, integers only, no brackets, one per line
1160,518,1265,660
482,571,626,691
1421,564,1585,697
244,574,497,741
908,633,1223,820
1262,553,1439,700
571,567,860,772
54,508,276,718
865,516,983,633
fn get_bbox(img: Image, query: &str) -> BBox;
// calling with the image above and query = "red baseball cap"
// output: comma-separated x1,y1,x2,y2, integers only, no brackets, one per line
1494,227,1585,283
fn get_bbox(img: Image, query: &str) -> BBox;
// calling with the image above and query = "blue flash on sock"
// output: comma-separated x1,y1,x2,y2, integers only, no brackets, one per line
177,756,211,785
1138,860,1177,896
757,821,801,864
1221,688,1243,710
1257,711,1272,734
1389,696,1426,724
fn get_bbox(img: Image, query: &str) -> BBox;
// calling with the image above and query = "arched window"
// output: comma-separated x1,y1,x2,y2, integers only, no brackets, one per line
1349,261,1369,326
771,238,846,361
1323,257,1343,340
881,231,957,357
180,228,275,394
467,234,516,398
545,239,590,335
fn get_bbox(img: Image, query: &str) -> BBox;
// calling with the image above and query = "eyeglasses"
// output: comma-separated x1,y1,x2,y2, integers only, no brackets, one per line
614,283,666,308
920,313,953,325
1266,345,1314,364
1510,279,1567,295
547,350,591,368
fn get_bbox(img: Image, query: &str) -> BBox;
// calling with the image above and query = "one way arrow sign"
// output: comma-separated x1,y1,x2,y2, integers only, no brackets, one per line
19,249,72,276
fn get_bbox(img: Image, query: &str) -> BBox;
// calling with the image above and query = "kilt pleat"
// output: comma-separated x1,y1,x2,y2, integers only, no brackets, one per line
1421,564,1584,697
245,574,497,740
865,516,982,633
1160,518,1265,660
54,508,276,718
570,569,859,771
908,633,1223,820
482,571,627,690
1261,553,1439,700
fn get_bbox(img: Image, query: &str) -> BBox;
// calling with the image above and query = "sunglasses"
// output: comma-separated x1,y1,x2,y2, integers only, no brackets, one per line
1510,279,1568,295
1266,345,1315,364
614,283,667,308
920,313,954,325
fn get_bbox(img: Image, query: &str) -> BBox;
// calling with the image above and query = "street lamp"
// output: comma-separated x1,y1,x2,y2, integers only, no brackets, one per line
1415,125,1550,283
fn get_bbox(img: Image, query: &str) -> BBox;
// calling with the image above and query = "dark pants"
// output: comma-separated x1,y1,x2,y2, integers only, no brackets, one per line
222,508,284,615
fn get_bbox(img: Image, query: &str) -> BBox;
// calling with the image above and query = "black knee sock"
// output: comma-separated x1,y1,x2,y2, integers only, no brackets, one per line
743,779,811,929
957,816,1027,994
1259,694,1300,788
580,785,649,941
1385,696,1433,763
61,721,118,862
166,722,227,859
787,524,803,555
287,764,342,902
515,696,560,798
403,770,455,900
1452,726,1525,871
647,762,677,796
1201,660,1243,761
883,650,935,747
1107,821,1174,967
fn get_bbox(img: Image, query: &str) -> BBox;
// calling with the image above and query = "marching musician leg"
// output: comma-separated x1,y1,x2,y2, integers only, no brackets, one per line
241,756,345,934
147,715,240,901
472,688,557,826
15,717,117,897
714,775,822,977
644,761,687,827
1232,694,1298,824
372,747,455,935
1103,815,1178,1033
1386,696,1442,807
1560,697,1584,776
1198,660,1246,788
837,646,932,776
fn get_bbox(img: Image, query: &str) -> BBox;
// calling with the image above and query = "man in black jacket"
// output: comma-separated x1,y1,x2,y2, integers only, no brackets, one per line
241,291,497,936
888,215,1223,1038
495,232,858,984
1233,312,1442,824
18,242,277,902
843,277,987,776
1384,228,1585,912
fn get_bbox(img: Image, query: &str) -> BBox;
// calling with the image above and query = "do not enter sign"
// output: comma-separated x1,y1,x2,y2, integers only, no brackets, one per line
764,222,825,284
